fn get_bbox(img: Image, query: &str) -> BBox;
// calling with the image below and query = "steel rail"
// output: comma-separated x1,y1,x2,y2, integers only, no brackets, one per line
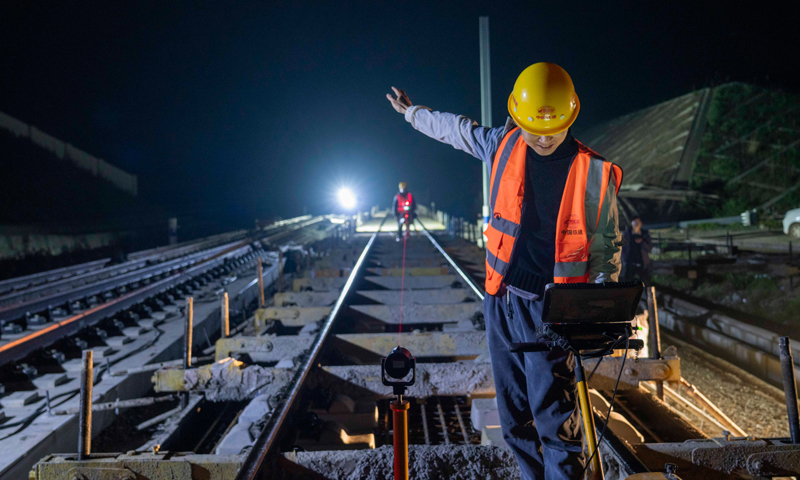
258,216,327,245
0,231,245,300
126,229,250,262
0,219,326,365
0,242,238,323
0,258,110,295
0,254,187,310
234,216,384,480
0,218,325,324
0,245,252,366
415,219,484,301
0,216,309,299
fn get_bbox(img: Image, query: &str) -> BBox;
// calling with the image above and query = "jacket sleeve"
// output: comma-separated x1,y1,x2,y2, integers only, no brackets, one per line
642,231,653,253
391,195,398,217
404,105,505,167
588,171,623,283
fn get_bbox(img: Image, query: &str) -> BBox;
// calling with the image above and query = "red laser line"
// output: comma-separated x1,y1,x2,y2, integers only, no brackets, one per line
398,223,408,346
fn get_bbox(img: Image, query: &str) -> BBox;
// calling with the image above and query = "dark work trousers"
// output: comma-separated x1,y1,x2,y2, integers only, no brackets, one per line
484,292,584,480
396,215,412,237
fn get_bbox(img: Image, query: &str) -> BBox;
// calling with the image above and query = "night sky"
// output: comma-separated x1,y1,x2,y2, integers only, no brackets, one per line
1,1,797,230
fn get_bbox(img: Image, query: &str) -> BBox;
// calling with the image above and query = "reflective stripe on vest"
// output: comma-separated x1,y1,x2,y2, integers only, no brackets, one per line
483,128,623,295
396,192,412,214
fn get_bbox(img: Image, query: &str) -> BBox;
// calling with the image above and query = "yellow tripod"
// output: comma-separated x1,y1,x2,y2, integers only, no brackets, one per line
510,281,647,480
575,353,603,479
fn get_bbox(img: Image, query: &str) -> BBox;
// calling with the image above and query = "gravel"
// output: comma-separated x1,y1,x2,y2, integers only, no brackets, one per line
662,333,790,437
291,444,520,480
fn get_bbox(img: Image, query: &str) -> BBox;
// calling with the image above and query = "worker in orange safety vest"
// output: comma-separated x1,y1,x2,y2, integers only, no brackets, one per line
392,181,417,241
387,63,623,479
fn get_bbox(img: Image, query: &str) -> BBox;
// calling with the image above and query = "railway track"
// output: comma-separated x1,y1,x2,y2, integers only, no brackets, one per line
0,215,341,479
14,214,800,479
651,285,800,390
131,221,671,479
0,216,324,365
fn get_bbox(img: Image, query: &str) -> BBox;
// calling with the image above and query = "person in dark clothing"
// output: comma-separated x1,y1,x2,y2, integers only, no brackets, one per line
392,181,416,241
621,217,653,283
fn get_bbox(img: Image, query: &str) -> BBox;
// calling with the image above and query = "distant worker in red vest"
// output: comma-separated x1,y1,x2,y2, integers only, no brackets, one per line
392,181,416,241
387,63,623,479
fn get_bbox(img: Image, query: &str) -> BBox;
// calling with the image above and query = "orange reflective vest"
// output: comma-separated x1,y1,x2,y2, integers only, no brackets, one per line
396,192,413,215
484,128,623,296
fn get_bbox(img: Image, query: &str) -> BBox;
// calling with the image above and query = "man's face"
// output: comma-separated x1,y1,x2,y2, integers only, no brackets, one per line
632,218,642,231
521,129,568,156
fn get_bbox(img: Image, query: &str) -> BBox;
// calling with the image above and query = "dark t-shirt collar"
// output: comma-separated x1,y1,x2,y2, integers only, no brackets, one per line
527,130,578,163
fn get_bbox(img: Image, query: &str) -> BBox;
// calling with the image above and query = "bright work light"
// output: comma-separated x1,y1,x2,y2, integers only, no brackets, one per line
338,188,357,210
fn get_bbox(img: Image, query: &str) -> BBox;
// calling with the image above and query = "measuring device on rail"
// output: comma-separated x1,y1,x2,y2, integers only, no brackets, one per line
381,346,416,480
510,281,645,480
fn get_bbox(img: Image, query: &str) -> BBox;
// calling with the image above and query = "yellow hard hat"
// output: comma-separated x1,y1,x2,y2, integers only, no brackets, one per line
398,182,407,191
507,63,580,136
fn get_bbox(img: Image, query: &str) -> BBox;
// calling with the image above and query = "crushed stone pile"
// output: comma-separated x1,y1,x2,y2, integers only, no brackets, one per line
292,444,520,480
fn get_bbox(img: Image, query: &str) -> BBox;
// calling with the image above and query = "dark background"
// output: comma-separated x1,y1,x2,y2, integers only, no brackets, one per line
1,0,797,231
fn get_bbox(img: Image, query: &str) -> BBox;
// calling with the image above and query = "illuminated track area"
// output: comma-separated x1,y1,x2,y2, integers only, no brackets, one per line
0,215,336,479
11,212,800,480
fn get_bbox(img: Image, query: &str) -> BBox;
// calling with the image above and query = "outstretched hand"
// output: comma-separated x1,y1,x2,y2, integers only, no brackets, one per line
386,87,412,114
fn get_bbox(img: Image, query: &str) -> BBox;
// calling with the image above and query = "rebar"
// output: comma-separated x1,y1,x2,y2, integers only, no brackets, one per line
184,297,194,369
779,337,800,443
647,286,663,400
53,395,175,415
257,258,266,306
136,406,182,431
436,398,450,445
110,356,210,376
420,402,431,445
78,350,93,460
182,297,194,409
221,291,230,338
453,400,470,443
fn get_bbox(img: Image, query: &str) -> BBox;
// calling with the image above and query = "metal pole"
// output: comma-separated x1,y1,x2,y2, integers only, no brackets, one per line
257,258,266,306
184,297,194,369
479,16,492,231
182,297,194,409
221,292,230,339
78,350,93,460
647,286,664,400
391,399,410,480
779,337,800,443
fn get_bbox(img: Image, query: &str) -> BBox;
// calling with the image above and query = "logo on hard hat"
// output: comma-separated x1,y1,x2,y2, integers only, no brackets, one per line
536,106,556,121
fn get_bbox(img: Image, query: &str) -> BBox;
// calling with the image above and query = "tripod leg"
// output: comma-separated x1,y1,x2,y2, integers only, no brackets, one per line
575,355,603,479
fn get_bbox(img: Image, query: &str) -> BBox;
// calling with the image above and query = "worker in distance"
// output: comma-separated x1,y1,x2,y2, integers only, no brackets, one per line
387,63,623,479
392,181,417,241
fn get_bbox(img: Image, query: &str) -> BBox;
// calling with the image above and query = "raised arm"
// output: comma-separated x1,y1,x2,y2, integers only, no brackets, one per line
386,87,504,166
